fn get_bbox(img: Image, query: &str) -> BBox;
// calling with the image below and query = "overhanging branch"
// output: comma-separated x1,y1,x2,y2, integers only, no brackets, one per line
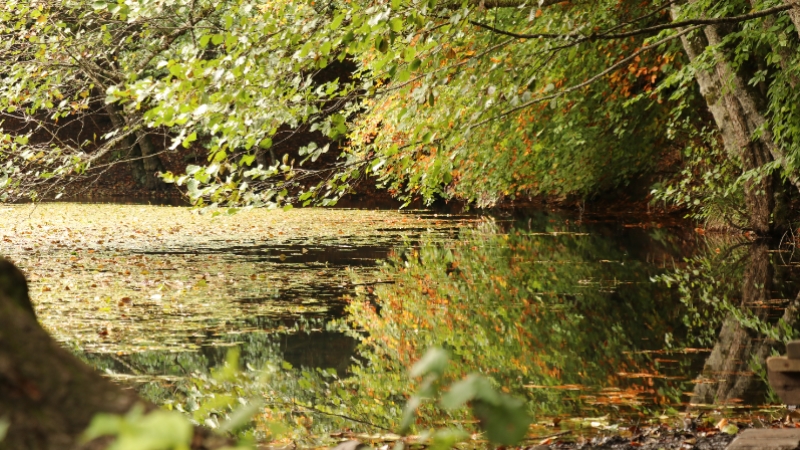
443,0,563,10
470,3,794,40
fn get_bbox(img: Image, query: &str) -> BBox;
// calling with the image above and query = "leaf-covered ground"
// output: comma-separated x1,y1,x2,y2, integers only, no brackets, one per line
0,203,469,354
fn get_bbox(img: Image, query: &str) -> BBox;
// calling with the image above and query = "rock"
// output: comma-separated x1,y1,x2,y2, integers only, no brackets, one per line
726,428,800,450
787,341,800,360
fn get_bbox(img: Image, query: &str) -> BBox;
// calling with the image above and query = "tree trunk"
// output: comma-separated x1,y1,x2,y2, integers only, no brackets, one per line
0,259,229,450
135,129,167,191
783,0,800,38
104,104,166,191
674,6,798,234
104,104,148,186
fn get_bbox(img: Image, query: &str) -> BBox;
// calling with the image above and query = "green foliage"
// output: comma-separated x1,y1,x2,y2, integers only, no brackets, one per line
651,127,745,228
339,0,684,206
82,404,194,450
0,417,8,444
0,0,751,211
81,346,531,449
401,348,532,445
441,374,530,445
658,241,800,346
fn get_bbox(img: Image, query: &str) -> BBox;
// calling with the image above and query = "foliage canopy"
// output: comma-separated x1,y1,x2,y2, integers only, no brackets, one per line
3,0,800,230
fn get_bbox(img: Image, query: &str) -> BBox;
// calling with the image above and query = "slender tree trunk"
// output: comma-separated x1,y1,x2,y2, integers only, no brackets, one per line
673,8,795,234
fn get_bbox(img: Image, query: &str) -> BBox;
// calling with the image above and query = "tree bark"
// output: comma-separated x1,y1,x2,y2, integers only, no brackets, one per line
135,129,167,191
673,6,795,235
0,259,229,450
104,103,166,191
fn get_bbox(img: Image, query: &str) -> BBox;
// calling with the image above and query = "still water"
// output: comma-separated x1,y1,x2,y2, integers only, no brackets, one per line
0,203,794,432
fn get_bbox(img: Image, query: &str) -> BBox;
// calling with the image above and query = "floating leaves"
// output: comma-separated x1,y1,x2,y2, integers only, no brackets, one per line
0,203,467,355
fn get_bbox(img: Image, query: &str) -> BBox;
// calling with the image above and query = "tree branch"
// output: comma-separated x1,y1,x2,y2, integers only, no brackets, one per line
470,3,794,40
442,0,562,9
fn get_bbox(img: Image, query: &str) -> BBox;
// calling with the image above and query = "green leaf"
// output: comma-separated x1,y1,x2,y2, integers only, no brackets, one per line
377,36,389,53
240,154,256,166
320,41,332,56
440,374,479,409
330,14,345,29
396,69,411,82
399,395,421,433
81,413,123,442
169,64,184,78
722,424,739,435
410,347,448,378
429,428,469,450
182,132,197,148
410,58,422,71
472,397,531,445
218,400,264,433
125,410,193,449
389,18,403,32
299,42,313,58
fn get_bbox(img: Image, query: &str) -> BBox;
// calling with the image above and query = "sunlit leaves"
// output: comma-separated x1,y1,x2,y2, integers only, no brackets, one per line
82,405,193,450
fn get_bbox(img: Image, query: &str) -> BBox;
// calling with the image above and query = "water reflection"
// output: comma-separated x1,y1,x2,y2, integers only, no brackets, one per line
341,215,702,426
337,216,800,431
68,210,800,431
673,240,800,410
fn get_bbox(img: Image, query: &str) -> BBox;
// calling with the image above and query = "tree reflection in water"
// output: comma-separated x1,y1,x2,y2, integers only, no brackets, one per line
78,216,800,437
344,215,700,426
673,240,800,409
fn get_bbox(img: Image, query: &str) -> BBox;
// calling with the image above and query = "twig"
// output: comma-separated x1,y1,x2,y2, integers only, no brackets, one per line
291,402,394,432
523,430,572,441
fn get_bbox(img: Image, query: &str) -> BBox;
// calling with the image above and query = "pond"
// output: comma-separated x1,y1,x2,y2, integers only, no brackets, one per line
0,203,795,442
